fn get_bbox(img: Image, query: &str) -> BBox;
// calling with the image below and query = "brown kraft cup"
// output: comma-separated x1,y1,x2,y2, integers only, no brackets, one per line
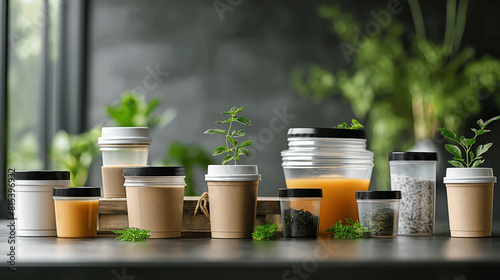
446,182,494,238
207,180,259,238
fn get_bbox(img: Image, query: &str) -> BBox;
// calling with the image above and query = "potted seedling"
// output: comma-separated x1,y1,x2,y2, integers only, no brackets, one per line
203,107,261,238
439,115,500,237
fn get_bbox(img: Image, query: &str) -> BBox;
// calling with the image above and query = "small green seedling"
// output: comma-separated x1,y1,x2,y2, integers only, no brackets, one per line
325,218,369,239
112,227,151,242
335,119,364,130
204,107,253,165
438,115,500,168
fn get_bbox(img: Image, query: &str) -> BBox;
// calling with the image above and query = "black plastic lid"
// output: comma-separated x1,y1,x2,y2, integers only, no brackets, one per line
279,188,323,198
15,170,70,181
287,128,365,139
356,191,401,200
388,152,438,161
53,187,101,197
122,166,186,177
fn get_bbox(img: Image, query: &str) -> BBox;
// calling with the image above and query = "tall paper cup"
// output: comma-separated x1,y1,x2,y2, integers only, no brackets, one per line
205,165,261,238
444,168,496,238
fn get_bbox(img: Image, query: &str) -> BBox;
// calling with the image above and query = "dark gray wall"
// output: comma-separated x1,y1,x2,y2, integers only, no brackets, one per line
86,0,500,225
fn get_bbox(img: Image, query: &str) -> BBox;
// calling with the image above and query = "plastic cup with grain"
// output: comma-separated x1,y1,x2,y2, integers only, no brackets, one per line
356,191,401,238
279,188,322,238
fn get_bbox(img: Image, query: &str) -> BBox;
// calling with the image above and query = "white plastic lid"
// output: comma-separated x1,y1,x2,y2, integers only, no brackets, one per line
205,165,261,181
443,168,497,184
98,127,152,145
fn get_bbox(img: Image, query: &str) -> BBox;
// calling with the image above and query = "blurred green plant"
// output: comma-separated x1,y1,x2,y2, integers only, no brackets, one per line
50,126,101,187
162,141,214,196
292,0,500,188
106,91,176,129
7,132,43,170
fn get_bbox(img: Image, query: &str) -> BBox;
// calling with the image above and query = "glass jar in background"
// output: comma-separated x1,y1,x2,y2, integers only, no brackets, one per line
281,128,374,234
389,152,437,235
279,188,322,238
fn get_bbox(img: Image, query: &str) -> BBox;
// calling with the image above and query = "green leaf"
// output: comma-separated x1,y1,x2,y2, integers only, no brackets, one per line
438,127,457,141
240,140,252,147
477,119,485,127
484,115,500,126
212,146,228,156
472,159,485,168
231,130,245,137
459,136,467,147
476,143,493,157
228,137,237,146
476,129,490,136
334,122,349,129
466,138,476,146
350,119,364,129
448,160,465,168
204,129,226,135
445,144,462,159
235,116,252,126
238,148,249,156
221,111,232,116
231,107,245,114
215,118,232,124
222,155,234,165
469,151,474,161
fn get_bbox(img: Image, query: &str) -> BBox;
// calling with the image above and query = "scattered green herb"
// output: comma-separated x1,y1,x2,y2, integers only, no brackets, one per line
361,208,396,237
334,119,364,130
112,227,151,242
283,208,319,238
252,220,279,241
438,115,500,168
204,107,253,165
325,218,369,239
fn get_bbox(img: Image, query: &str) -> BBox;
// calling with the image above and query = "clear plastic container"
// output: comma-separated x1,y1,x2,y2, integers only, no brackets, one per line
15,171,70,237
281,128,374,234
98,127,152,198
123,166,186,238
279,188,322,238
356,191,401,238
389,152,437,235
53,187,101,238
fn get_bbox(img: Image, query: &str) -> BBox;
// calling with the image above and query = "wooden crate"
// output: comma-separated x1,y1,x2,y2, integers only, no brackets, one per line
98,196,281,236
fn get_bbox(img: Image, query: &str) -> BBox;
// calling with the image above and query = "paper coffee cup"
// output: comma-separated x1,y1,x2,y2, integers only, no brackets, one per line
205,165,261,239
444,168,496,238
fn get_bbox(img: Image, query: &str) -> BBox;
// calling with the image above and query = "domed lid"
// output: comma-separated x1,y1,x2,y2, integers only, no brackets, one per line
98,127,152,145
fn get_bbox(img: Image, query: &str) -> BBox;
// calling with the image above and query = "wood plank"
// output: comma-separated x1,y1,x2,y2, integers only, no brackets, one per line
99,196,280,215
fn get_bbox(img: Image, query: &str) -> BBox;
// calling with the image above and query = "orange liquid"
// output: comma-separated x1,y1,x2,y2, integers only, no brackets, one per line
286,178,370,233
54,200,99,238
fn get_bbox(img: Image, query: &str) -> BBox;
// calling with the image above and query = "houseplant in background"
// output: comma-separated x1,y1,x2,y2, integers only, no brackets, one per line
202,107,261,238
440,115,499,237
292,0,500,189
50,91,177,187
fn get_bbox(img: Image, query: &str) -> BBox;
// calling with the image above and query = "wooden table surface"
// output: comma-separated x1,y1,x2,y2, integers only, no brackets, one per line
1,220,500,280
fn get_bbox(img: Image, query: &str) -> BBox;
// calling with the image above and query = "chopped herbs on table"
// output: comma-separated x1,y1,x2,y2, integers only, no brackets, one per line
112,227,151,242
325,218,369,239
361,208,397,237
283,208,319,238
252,220,279,241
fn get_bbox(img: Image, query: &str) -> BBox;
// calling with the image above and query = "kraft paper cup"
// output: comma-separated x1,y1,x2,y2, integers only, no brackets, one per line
205,165,261,239
444,168,496,238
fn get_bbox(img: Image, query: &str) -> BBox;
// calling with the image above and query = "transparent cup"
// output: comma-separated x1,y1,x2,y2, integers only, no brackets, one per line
98,127,152,198
389,152,437,235
279,188,322,238
356,191,401,238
